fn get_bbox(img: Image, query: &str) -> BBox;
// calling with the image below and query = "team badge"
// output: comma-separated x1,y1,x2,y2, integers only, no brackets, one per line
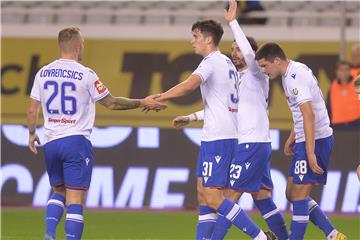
292,88,299,96
94,80,107,94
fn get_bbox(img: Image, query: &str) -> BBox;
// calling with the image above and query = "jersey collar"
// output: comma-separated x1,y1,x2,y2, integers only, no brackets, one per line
283,60,293,78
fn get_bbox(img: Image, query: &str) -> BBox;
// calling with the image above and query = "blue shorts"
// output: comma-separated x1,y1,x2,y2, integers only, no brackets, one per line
229,142,273,193
196,139,237,188
289,135,333,185
44,135,93,190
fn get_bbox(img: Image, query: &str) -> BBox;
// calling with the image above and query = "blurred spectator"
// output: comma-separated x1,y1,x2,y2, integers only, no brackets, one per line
328,61,360,129
350,44,360,79
237,0,267,25
355,75,360,100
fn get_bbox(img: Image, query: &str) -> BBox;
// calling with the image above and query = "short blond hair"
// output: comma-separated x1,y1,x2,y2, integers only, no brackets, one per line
58,27,81,52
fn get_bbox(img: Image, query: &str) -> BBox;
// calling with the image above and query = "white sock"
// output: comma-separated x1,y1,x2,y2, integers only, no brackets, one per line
327,229,338,240
254,230,267,240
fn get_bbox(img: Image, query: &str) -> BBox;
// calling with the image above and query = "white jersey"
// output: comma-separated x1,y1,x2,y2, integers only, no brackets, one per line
230,20,271,143
30,59,109,143
282,60,333,142
192,51,238,141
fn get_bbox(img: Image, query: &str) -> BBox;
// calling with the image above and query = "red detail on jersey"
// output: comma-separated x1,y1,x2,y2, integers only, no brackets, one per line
228,107,238,112
95,80,107,94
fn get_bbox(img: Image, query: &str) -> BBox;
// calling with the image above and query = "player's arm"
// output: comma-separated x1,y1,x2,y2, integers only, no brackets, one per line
98,93,166,111
173,110,204,129
224,0,260,75
300,101,324,174
157,75,202,101
284,127,296,156
27,98,41,154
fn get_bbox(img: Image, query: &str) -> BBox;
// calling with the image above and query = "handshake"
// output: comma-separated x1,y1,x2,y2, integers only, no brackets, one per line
140,93,167,112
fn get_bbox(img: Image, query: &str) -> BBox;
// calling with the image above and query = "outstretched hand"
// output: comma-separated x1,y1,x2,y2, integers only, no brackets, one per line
173,116,190,129
141,94,166,113
224,0,237,23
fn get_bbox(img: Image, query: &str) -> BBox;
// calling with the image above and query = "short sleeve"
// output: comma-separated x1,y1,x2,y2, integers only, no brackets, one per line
86,68,109,102
286,70,312,107
30,72,41,101
192,59,213,83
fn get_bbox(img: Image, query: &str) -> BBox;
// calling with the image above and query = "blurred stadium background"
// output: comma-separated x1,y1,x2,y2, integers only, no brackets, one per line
1,0,359,239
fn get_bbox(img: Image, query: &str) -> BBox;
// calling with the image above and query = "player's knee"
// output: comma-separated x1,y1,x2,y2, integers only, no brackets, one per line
52,185,66,196
203,192,222,209
197,191,206,205
66,189,86,205
285,188,293,202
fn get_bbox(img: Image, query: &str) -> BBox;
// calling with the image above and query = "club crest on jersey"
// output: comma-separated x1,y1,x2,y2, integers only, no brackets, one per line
95,80,107,94
291,88,299,96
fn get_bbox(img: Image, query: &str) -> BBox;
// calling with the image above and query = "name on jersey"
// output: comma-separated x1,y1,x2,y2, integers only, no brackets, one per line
40,68,83,80
48,117,76,124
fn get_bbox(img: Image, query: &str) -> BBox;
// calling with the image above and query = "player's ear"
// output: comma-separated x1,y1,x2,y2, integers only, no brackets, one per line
273,57,281,65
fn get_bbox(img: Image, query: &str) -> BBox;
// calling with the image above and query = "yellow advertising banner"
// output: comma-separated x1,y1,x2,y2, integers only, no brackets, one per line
1,38,355,129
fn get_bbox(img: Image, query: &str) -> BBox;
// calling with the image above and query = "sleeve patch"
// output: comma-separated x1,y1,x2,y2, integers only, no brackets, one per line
94,80,107,94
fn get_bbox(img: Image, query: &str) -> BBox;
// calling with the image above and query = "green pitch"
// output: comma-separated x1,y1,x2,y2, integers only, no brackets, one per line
2,208,359,239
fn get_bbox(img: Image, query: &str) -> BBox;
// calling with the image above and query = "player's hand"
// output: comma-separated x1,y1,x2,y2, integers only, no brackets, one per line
284,137,295,156
29,133,41,155
141,94,167,113
173,116,190,129
224,0,237,23
308,153,324,175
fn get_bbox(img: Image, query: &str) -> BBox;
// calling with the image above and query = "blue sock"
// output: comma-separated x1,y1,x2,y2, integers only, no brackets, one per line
216,199,261,239
211,215,232,240
46,193,65,239
65,204,84,240
196,205,217,240
254,198,289,240
290,199,309,240
308,197,335,236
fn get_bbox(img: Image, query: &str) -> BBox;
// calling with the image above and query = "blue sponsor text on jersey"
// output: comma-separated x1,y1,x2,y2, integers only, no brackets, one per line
40,68,83,80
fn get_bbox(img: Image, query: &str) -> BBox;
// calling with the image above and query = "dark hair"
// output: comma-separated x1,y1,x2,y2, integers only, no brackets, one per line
335,60,351,69
192,19,224,46
246,36,258,52
255,42,287,61
354,75,360,86
233,36,257,52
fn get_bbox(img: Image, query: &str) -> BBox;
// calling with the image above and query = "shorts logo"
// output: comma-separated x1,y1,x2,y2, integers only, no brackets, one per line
230,180,235,186
94,80,107,94
299,174,304,181
85,157,90,166
203,176,209,183
291,73,297,79
215,155,221,163
245,162,251,170
291,88,299,96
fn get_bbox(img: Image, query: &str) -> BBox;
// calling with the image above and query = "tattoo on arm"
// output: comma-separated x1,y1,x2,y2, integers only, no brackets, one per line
99,94,141,110
112,97,140,110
